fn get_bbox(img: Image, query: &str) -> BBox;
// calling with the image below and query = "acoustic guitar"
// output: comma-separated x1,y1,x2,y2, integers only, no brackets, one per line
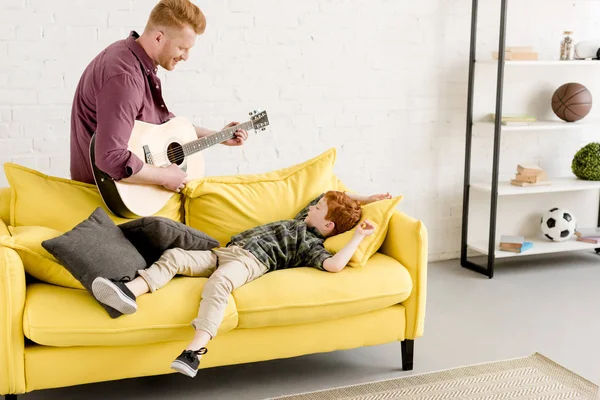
90,110,270,218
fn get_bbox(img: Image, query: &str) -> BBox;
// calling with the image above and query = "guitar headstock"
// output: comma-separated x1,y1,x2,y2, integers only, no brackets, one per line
249,110,270,132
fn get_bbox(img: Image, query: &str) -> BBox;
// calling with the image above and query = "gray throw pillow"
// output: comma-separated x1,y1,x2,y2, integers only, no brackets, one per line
118,217,219,266
42,207,147,318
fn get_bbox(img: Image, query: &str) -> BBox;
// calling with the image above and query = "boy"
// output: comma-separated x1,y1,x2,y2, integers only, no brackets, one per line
91,190,391,377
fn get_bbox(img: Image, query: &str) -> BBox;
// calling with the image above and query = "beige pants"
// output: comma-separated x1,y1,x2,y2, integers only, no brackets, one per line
137,246,268,338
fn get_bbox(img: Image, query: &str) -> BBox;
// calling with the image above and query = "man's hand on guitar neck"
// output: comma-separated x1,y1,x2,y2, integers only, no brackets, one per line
221,121,248,146
194,122,249,147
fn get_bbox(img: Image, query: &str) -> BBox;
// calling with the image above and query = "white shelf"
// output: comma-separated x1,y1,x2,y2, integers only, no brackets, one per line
473,120,599,132
468,236,599,258
471,177,600,196
478,60,600,66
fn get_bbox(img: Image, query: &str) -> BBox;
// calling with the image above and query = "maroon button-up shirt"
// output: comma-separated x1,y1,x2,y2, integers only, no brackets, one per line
70,31,174,184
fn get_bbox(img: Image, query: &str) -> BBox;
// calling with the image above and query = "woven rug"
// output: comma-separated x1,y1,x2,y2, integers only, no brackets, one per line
270,353,598,400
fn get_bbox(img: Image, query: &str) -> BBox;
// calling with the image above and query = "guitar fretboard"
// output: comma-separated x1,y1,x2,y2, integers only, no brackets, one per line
183,121,254,156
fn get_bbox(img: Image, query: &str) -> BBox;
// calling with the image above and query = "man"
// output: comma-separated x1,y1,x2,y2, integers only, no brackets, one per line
70,0,247,192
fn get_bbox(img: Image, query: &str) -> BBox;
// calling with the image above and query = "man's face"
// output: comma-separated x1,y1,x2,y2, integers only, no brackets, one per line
157,25,196,71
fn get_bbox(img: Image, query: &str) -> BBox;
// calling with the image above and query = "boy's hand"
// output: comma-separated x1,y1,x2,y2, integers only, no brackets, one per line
366,192,391,204
354,219,375,238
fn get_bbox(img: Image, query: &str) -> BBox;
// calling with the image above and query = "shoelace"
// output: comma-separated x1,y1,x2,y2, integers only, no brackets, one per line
183,348,208,363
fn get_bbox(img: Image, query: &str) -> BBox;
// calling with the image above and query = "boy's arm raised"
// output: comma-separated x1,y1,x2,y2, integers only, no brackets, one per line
322,220,375,273
345,192,391,205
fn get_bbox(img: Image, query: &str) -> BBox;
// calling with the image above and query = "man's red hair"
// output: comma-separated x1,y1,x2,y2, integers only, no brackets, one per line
147,0,206,34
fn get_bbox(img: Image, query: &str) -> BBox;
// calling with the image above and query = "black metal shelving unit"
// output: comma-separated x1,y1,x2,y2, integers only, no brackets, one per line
460,0,508,279
460,0,600,279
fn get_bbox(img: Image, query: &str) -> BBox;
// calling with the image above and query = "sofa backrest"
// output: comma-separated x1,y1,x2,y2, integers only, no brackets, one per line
0,187,10,225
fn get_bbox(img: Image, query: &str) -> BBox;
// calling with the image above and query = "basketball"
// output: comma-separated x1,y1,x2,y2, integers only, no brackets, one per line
551,82,593,122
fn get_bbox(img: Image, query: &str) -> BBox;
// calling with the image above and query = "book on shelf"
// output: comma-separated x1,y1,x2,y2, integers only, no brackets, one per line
499,240,533,253
489,113,537,125
576,236,600,244
511,163,550,186
517,163,545,176
510,179,552,187
492,47,538,61
499,235,523,249
513,172,548,183
574,230,600,244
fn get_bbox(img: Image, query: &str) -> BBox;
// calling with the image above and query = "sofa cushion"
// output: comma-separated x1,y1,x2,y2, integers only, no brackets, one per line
0,226,83,289
3,163,182,232
184,148,338,246
324,196,403,268
42,208,148,318
0,187,10,225
232,252,412,329
118,216,220,266
23,277,238,347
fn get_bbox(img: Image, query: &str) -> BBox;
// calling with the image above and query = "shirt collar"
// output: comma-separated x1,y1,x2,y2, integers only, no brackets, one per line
126,31,158,76
306,224,326,239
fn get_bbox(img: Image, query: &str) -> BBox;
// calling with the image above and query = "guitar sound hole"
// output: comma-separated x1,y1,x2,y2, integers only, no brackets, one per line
166,143,184,165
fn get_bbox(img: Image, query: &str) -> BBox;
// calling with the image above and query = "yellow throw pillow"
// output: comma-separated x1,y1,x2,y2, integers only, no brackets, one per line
0,187,10,225
184,148,338,246
0,226,83,289
324,196,403,268
3,163,182,232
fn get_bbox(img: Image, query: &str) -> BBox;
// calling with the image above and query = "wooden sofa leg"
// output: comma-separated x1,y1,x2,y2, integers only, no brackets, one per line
401,339,414,371
5,395,17,400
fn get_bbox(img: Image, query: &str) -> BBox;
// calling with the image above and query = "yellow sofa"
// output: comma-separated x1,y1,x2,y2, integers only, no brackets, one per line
0,150,427,399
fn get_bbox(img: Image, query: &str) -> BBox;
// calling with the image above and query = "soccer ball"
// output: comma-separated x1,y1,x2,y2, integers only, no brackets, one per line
540,208,577,242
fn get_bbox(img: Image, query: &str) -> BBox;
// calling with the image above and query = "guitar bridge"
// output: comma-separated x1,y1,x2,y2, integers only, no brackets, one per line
143,145,153,165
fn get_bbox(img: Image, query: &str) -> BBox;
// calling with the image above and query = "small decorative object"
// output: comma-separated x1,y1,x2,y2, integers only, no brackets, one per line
560,31,575,60
540,208,577,242
551,82,592,122
510,163,550,187
574,39,600,59
574,231,600,244
572,142,600,180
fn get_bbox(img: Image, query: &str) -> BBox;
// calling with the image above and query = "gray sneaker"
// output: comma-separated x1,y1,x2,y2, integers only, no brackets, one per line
170,348,208,378
91,277,137,314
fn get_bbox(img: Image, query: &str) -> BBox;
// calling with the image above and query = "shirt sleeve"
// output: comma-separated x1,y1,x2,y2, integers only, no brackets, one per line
300,242,332,271
94,73,144,180
294,193,325,220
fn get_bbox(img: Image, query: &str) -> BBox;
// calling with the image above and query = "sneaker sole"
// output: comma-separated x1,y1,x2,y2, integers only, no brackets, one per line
170,360,198,378
91,278,137,314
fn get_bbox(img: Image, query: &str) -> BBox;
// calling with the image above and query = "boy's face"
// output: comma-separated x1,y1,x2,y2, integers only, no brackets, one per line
305,197,334,236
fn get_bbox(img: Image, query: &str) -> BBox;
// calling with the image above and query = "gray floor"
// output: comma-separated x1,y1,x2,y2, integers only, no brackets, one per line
20,252,600,399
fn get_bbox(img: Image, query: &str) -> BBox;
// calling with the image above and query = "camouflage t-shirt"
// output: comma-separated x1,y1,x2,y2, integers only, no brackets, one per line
228,194,331,271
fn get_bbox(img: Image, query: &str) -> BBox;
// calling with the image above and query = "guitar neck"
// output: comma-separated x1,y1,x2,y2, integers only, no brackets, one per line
183,120,254,156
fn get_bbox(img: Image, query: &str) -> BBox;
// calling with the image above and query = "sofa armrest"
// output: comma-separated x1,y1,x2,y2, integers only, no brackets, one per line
380,210,427,340
0,246,26,395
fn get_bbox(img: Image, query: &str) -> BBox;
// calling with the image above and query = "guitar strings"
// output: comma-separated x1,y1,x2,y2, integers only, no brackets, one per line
149,128,243,166
144,117,266,166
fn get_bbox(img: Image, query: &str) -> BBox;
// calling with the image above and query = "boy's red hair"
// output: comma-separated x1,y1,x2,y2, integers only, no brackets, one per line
147,0,206,35
323,191,362,236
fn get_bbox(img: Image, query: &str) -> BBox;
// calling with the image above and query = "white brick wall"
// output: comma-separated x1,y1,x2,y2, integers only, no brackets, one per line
1,0,600,261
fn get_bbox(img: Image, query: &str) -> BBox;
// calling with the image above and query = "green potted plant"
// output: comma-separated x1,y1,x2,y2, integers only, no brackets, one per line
572,143,600,180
